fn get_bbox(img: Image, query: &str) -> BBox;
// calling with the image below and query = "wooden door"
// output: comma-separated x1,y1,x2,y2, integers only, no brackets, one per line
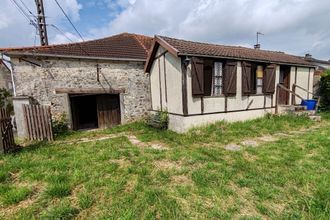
279,67,290,105
97,95,121,129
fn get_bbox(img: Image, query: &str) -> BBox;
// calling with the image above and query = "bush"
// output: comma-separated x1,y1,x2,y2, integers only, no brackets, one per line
320,69,330,111
149,111,169,129
52,113,69,136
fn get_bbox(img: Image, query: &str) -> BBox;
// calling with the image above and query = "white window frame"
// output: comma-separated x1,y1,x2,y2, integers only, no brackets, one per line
212,62,223,96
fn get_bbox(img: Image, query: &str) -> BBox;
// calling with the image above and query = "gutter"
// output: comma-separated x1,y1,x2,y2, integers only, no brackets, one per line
178,53,316,68
4,51,147,62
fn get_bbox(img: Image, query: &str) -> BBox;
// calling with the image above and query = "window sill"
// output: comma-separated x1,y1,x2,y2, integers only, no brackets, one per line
242,94,273,97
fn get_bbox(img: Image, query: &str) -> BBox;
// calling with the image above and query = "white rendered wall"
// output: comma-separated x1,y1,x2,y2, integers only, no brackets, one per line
186,61,275,115
168,108,274,133
149,47,183,114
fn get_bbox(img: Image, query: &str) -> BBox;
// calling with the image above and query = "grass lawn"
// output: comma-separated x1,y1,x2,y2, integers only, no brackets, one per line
0,114,329,219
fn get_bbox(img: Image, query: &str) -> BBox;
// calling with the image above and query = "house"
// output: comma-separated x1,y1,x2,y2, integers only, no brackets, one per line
145,36,315,132
0,33,153,137
303,54,330,95
0,60,13,92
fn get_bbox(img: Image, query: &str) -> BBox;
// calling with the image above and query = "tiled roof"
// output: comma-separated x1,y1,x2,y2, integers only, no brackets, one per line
0,33,153,60
157,36,311,66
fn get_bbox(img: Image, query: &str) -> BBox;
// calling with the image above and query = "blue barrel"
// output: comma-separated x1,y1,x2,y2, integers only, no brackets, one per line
301,99,317,110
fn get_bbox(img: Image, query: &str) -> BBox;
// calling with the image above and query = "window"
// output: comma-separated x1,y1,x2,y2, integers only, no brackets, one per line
242,62,264,95
213,62,223,96
191,57,236,96
255,65,264,94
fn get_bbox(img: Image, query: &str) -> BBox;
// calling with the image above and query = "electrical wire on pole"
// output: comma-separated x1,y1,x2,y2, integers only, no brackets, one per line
53,0,85,42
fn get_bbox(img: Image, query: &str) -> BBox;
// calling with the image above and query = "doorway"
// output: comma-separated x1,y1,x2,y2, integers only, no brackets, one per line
279,66,291,105
70,94,121,130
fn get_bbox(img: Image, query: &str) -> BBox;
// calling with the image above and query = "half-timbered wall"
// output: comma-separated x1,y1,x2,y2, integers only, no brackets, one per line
149,45,314,132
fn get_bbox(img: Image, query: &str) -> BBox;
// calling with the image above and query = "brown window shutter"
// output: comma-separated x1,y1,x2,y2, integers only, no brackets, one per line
242,61,252,95
263,64,276,94
203,59,214,96
191,57,204,96
223,61,237,96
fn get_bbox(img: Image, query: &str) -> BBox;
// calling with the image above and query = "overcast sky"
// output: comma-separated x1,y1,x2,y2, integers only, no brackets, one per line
0,0,329,60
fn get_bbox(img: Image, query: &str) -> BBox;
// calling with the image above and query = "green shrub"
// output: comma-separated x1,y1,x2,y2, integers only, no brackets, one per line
320,69,330,111
52,113,69,136
149,111,169,129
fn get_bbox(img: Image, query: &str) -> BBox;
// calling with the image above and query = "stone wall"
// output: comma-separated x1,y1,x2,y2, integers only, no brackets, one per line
0,63,12,92
11,57,151,123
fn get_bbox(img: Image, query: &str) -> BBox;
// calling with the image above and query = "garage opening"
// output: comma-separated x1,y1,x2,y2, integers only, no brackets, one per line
70,94,121,130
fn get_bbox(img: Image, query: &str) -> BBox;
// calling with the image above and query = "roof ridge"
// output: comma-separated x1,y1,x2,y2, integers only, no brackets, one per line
133,35,149,54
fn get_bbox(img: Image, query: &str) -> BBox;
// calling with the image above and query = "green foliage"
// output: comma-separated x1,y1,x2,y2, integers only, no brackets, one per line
45,183,72,198
52,113,69,136
149,111,169,129
320,69,330,111
0,88,13,114
0,185,32,205
41,201,79,219
1,114,329,218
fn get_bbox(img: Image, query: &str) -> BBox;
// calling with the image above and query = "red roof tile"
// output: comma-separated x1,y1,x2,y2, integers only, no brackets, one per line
1,33,153,60
157,36,311,66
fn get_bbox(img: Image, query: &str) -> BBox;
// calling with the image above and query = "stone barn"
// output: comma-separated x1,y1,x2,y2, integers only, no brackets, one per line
0,60,13,92
1,33,153,137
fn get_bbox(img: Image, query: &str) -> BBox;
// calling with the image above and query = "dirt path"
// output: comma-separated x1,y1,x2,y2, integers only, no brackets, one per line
225,123,324,151
58,133,168,151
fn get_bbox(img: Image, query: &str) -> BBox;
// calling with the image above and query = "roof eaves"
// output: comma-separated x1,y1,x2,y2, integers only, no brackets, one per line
178,52,315,68
5,51,147,62
155,36,179,57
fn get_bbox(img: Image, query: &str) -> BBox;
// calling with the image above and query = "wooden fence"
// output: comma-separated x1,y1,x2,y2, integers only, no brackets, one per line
23,104,54,141
0,108,16,153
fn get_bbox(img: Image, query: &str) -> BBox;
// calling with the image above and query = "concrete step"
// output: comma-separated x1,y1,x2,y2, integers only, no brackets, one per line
278,105,317,116
309,115,321,122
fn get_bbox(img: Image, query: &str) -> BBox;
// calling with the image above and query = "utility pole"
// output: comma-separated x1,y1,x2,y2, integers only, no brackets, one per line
35,0,48,46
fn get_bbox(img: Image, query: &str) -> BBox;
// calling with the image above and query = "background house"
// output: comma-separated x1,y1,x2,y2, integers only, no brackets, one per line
303,54,330,95
0,60,13,92
145,36,315,132
1,33,153,137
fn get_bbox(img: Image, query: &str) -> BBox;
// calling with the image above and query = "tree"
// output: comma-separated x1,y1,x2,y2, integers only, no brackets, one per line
320,69,330,111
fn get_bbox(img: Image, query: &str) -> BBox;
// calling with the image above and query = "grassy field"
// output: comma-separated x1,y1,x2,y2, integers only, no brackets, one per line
0,114,329,219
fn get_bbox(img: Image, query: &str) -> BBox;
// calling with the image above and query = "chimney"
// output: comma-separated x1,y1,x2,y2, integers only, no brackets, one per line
305,53,312,60
254,44,260,50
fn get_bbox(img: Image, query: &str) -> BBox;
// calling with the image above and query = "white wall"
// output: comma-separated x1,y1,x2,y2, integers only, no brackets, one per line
149,46,315,132
186,61,275,115
149,47,183,114
168,108,274,133
293,67,314,103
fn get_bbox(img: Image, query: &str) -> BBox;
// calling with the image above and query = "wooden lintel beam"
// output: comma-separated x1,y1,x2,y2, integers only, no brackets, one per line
154,50,168,60
55,88,125,94
21,58,42,67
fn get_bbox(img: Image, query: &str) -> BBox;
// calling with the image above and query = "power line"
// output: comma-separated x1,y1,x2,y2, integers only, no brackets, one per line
53,0,85,42
18,0,36,18
49,24,90,56
9,0,38,29
49,24,74,43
